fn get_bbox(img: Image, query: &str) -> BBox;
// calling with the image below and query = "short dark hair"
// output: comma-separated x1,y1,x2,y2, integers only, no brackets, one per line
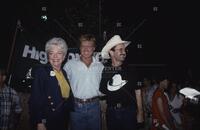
156,71,172,82
149,67,172,82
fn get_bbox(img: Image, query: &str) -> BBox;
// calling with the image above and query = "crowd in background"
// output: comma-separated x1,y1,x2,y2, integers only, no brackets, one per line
140,76,200,130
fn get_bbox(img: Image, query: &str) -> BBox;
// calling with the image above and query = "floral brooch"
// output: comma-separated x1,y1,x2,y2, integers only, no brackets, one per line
50,71,56,76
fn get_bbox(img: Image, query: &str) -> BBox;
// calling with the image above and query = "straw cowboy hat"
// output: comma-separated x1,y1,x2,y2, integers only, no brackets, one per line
101,35,131,59
107,74,127,91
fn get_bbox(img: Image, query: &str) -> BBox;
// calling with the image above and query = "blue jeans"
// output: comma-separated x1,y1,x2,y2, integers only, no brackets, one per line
70,101,101,130
106,105,137,130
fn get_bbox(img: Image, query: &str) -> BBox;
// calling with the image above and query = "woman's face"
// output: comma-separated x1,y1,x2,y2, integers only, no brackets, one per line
48,45,65,70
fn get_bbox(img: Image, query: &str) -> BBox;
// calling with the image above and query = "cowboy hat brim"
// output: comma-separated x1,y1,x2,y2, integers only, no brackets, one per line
107,80,127,91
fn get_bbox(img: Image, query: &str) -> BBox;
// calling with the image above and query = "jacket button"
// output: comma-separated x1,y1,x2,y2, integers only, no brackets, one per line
48,96,51,99
50,102,54,105
52,108,55,111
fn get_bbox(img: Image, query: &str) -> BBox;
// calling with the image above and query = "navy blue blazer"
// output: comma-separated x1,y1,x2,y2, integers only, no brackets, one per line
28,64,73,127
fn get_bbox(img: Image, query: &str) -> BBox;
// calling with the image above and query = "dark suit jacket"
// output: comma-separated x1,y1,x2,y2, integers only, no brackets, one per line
28,64,73,129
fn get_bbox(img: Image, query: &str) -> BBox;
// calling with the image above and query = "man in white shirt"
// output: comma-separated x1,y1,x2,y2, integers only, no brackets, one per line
63,34,104,130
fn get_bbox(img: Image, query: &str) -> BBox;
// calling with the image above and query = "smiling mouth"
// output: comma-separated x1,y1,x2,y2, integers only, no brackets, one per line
120,54,126,57
52,59,58,61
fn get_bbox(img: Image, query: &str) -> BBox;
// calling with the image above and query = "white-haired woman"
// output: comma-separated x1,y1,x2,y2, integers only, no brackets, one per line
29,37,73,130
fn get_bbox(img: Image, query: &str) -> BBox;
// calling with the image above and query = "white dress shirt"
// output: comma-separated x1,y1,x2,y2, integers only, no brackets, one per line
63,57,104,99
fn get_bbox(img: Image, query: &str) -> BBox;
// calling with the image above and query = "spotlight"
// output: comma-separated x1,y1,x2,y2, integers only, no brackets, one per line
41,15,48,21
41,6,48,21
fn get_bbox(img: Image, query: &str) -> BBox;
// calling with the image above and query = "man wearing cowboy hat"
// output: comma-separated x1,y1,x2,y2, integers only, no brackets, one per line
100,35,144,130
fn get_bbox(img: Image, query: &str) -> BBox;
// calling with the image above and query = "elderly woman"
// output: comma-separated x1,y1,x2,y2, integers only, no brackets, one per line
29,37,73,130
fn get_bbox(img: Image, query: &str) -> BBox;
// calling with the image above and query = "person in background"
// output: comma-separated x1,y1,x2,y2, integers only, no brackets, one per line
100,35,144,130
0,66,22,130
142,77,158,130
29,37,73,130
63,34,104,130
165,80,184,130
151,73,175,130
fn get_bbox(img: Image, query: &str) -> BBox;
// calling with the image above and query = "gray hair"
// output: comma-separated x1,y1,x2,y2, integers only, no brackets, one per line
45,37,68,56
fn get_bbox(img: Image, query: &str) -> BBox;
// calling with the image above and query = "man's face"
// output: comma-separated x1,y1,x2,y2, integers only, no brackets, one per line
110,43,127,62
80,41,95,59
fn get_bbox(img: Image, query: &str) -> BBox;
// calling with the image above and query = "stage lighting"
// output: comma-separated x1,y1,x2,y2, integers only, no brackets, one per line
41,15,48,21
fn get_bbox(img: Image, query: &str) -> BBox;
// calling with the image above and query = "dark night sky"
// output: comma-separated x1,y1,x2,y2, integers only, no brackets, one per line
1,1,200,72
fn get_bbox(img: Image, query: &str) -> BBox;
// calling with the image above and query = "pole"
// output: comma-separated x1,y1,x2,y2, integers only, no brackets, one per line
7,20,21,74
53,19,79,45
125,19,146,40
